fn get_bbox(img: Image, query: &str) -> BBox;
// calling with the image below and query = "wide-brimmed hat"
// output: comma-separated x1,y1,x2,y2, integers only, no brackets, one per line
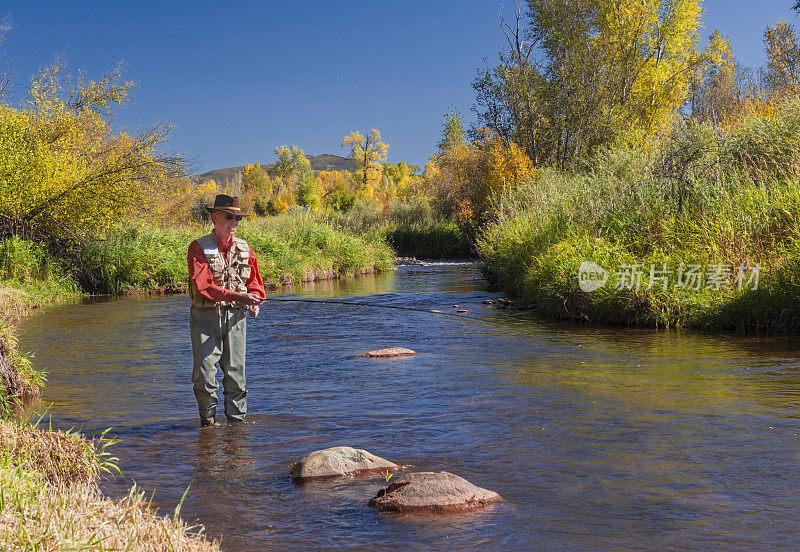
206,194,244,216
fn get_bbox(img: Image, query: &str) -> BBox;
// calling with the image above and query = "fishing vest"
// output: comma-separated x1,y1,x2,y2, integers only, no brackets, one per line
189,233,253,309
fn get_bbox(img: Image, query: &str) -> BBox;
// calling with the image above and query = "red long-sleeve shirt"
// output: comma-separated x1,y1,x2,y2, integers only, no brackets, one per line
188,234,266,303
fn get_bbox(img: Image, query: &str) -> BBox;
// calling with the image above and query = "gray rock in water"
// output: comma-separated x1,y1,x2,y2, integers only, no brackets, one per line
369,471,502,512
290,446,399,482
363,347,416,357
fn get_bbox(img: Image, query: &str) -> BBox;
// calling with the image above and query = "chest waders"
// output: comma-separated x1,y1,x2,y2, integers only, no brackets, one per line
189,234,252,425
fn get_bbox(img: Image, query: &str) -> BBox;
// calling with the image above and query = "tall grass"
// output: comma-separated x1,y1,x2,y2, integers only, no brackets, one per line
0,236,79,313
0,420,219,550
383,222,472,258
240,213,395,282
78,214,395,294
479,100,800,331
321,197,474,259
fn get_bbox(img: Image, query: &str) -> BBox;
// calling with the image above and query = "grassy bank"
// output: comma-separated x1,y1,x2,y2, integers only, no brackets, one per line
383,221,472,259
479,101,800,332
78,213,396,294
0,420,218,550
321,199,474,260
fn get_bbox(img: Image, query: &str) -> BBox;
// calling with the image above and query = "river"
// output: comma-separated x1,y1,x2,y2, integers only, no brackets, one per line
16,262,800,551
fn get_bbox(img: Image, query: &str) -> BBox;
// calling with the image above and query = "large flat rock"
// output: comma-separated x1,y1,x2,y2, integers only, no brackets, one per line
368,471,502,512
290,446,399,482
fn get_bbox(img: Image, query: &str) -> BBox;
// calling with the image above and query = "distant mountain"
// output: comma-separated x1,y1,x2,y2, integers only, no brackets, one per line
191,153,356,184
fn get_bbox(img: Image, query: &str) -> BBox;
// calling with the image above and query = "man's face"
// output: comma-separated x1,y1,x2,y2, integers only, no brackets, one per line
211,210,240,239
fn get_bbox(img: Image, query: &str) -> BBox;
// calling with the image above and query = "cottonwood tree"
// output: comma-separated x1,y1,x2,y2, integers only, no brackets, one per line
763,20,800,95
473,0,711,167
691,31,740,124
341,129,388,198
268,145,319,211
0,62,184,243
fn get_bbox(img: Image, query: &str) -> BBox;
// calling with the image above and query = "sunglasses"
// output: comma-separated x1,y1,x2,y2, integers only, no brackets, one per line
225,214,243,221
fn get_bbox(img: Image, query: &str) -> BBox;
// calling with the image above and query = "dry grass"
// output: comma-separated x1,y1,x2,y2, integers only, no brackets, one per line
0,421,220,551
0,421,96,486
0,471,220,551
0,288,34,325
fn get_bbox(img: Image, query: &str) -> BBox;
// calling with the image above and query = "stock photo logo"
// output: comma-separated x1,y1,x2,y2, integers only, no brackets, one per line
577,261,760,293
578,261,609,292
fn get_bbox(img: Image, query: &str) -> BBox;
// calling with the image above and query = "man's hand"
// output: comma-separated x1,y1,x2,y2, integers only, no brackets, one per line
248,304,260,318
235,292,264,306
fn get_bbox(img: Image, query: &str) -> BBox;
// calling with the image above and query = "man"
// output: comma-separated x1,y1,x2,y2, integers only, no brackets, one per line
187,194,266,427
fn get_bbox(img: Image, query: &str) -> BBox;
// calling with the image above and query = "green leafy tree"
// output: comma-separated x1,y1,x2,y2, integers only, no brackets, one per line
268,145,320,211
437,107,466,151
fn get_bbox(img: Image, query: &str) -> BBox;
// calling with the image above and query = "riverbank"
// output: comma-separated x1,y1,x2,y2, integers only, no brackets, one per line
0,419,219,550
478,102,800,332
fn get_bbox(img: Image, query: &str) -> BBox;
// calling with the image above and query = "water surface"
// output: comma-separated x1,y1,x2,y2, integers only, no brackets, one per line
17,262,800,551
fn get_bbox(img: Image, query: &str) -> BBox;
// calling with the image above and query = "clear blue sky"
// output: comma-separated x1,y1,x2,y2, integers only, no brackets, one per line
2,1,797,173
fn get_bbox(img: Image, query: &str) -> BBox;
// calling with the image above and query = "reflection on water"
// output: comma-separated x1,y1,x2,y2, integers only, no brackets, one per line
16,262,800,551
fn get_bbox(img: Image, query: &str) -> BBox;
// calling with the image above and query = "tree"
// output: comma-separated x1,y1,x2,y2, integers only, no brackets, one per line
473,0,709,166
243,163,271,195
427,101,537,225
341,129,388,197
438,107,467,151
763,20,800,95
0,62,183,243
319,171,356,211
691,31,739,124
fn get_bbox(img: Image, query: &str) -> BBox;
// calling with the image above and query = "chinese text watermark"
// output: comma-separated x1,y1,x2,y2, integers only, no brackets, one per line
578,261,760,293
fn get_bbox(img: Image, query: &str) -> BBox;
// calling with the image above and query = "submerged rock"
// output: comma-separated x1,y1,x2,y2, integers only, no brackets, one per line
456,309,468,313
369,471,502,512
363,347,417,358
290,446,399,482
395,257,423,266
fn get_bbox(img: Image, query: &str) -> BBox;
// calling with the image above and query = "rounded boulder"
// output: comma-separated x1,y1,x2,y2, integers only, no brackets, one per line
368,471,501,512
290,446,399,482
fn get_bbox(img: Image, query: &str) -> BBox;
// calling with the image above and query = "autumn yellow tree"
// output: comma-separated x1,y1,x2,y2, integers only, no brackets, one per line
0,62,183,241
318,170,356,211
763,20,800,96
691,30,739,124
341,129,388,198
240,163,273,215
474,0,711,165
428,108,534,226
